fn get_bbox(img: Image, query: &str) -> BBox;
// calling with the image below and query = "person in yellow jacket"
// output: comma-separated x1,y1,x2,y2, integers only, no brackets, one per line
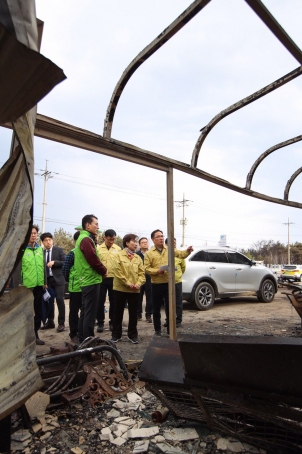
164,238,186,328
111,234,145,344
96,229,121,332
144,229,193,336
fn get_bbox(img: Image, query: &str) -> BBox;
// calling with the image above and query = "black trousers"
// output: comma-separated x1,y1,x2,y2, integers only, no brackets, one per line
151,283,169,332
112,291,139,340
164,282,183,324
46,276,65,325
78,284,100,342
137,277,152,318
97,277,115,325
69,291,82,338
32,286,43,337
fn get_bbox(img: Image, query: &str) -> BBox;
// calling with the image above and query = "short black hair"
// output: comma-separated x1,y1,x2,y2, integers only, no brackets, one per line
82,214,98,230
123,233,138,248
32,225,39,233
139,237,148,244
151,229,163,239
73,231,80,241
104,229,116,237
165,237,176,245
40,232,53,241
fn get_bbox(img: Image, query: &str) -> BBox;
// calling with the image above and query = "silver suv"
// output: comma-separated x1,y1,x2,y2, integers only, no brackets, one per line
182,247,278,311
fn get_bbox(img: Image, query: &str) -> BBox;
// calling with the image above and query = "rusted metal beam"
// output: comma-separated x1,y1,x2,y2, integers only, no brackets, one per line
244,0,302,65
284,167,302,201
191,66,302,168
3,114,302,209
103,0,212,139
246,134,302,190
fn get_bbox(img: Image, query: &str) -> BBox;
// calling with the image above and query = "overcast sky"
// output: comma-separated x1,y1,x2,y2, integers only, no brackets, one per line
1,0,302,251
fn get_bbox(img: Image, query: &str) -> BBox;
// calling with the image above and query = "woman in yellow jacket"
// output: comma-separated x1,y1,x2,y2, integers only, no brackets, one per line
112,234,145,344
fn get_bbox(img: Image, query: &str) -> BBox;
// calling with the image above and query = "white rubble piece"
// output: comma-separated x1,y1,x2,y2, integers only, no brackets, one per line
11,440,31,451
107,408,120,418
217,438,230,451
100,427,112,441
70,448,85,454
153,435,166,443
128,426,159,438
114,416,130,422
113,424,129,437
11,429,31,442
127,392,142,402
156,442,188,454
217,438,244,453
25,391,50,423
110,436,127,446
115,418,136,427
113,399,126,410
32,423,42,433
242,443,261,453
133,440,150,453
40,432,51,441
163,427,199,442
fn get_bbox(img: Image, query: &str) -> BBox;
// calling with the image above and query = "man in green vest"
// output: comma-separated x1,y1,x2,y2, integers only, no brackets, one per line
74,215,107,342
62,231,82,343
21,225,46,345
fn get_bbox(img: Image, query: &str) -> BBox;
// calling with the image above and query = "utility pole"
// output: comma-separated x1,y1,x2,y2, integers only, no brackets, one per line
175,193,191,247
283,218,294,264
35,160,58,232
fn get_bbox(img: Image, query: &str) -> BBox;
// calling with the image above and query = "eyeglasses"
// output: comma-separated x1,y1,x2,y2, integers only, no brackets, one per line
154,235,164,239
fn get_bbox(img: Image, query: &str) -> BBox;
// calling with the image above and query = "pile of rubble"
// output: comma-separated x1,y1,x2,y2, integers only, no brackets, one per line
9,386,265,454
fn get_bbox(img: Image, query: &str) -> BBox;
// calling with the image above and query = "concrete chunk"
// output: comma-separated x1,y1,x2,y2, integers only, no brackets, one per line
127,392,142,402
107,408,120,418
133,440,150,453
156,442,188,454
128,427,159,438
111,436,127,446
163,428,199,441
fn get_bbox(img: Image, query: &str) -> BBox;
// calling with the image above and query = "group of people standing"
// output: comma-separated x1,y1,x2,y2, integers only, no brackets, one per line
21,213,193,345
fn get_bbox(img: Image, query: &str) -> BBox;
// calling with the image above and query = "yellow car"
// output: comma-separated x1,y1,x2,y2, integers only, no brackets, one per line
281,265,302,282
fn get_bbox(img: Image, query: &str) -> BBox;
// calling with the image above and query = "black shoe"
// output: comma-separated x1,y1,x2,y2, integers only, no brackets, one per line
97,324,104,333
57,324,65,332
36,338,45,345
70,336,79,344
109,322,113,332
112,337,122,343
154,331,161,336
41,320,55,330
163,322,168,327
146,316,152,323
127,337,139,344
176,323,181,328
137,316,142,321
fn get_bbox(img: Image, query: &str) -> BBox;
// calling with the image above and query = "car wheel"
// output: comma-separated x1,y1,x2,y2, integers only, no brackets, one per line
257,279,275,303
194,282,215,311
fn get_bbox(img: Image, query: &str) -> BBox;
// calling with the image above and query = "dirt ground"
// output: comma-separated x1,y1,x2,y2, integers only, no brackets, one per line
36,289,301,360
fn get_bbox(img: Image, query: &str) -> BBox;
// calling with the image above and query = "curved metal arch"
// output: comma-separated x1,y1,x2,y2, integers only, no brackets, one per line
246,134,302,190
191,66,302,168
103,0,212,138
284,167,302,201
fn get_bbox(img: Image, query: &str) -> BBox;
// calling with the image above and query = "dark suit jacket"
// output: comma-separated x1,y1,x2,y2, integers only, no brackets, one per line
136,250,151,283
45,246,66,286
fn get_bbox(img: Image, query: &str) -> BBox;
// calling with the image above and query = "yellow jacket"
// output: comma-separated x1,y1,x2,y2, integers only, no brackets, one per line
113,250,146,293
175,257,186,284
97,242,121,277
144,246,190,284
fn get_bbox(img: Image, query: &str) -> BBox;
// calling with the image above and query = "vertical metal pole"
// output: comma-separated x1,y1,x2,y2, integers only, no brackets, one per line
166,168,176,340
41,160,48,233
182,192,185,247
288,217,290,264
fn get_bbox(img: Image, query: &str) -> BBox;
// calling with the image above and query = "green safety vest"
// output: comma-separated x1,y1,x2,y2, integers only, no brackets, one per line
68,249,82,293
74,230,102,287
21,244,45,288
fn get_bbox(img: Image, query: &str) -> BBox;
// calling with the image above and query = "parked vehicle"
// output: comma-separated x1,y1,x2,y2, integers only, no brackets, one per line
280,265,302,282
182,247,278,311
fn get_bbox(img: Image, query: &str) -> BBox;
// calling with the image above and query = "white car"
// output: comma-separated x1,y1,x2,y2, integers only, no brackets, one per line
182,247,278,311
